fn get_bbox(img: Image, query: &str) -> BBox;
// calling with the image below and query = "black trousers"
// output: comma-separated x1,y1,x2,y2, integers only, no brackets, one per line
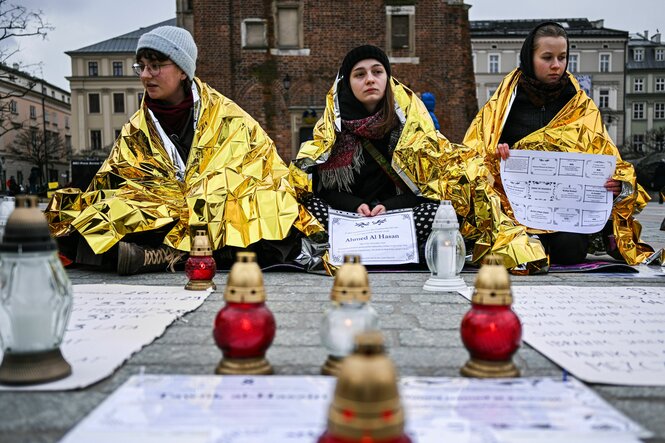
538,232,589,265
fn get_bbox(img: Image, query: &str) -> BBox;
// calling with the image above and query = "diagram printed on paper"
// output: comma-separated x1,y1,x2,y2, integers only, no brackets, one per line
500,150,616,234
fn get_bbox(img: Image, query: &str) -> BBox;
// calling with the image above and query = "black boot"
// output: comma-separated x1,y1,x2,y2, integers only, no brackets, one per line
117,242,187,275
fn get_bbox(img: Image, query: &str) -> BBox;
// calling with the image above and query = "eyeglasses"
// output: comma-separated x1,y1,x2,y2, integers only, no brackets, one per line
132,62,175,76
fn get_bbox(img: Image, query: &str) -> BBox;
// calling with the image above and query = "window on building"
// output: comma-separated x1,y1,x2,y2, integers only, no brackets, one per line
487,87,497,100
568,53,579,73
9,100,17,114
489,54,500,73
44,111,50,123
90,130,102,150
655,102,665,120
656,134,665,152
599,53,611,72
656,77,665,92
242,19,267,48
113,93,125,113
65,135,72,152
88,93,101,113
137,92,144,106
276,3,301,49
386,5,415,55
632,134,644,152
633,48,644,62
656,48,665,62
52,113,58,126
598,89,610,109
29,105,36,119
632,102,645,119
65,116,69,128
634,77,644,92
88,61,99,76
114,129,122,140
391,15,409,49
112,61,123,76
51,90,55,98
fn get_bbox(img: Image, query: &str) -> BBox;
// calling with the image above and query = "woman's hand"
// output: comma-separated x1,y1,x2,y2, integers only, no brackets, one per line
605,178,621,197
370,204,386,216
497,143,511,160
357,203,372,216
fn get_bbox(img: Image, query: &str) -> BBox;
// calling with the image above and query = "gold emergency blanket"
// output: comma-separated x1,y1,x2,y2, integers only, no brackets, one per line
290,78,547,270
463,69,653,265
47,78,322,254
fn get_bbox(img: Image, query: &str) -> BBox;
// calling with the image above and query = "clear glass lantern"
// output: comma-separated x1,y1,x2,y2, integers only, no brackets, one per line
321,256,379,375
0,196,73,385
423,200,467,292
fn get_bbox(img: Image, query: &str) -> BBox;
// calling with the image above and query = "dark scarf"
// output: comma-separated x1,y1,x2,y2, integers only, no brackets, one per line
518,21,571,108
145,90,194,140
518,72,571,108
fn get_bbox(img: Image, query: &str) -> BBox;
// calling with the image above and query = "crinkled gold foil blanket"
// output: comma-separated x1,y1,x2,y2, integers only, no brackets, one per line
47,78,322,254
290,78,550,271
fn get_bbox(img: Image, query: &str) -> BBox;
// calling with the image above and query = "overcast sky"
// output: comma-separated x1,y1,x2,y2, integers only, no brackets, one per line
6,0,664,91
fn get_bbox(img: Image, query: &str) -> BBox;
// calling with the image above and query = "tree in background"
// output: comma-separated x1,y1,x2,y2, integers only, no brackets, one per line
0,1,52,139
623,127,665,191
10,126,65,191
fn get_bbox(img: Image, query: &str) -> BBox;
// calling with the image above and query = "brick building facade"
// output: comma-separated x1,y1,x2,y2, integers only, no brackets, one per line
185,0,477,160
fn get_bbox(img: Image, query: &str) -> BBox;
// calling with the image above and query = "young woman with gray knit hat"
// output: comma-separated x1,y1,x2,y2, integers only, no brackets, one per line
290,45,462,262
47,26,323,275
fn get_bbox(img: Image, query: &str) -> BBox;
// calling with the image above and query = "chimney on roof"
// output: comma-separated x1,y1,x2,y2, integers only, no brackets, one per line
644,30,649,40
652,33,661,43
12,63,19,70
590,19,604,29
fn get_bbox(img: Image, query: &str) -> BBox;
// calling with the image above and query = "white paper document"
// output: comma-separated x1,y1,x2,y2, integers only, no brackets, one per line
0,284,211,391
60,375,648,443
477,286,665,386
328,208,418,265
500,150,616,233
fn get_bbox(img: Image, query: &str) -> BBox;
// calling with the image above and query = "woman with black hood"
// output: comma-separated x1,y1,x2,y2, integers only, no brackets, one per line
463,22,652,266
290,45,457,255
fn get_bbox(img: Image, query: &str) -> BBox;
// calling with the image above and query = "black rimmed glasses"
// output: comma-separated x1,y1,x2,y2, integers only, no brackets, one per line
132,62,175,76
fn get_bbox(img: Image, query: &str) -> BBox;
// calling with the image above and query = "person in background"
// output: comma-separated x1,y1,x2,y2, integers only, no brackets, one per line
463,21,652,266
421,92,441,131
47,26,322,275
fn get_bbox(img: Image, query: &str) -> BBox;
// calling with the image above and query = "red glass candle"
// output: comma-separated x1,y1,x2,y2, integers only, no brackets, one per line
460,304,521,361
317,431,412,443
185,255,216,282
213,302,276,359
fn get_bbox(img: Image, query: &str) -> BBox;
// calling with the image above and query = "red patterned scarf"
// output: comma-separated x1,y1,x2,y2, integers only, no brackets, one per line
319,112,397,191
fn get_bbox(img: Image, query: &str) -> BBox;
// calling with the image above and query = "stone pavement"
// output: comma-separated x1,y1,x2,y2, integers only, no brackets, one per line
1,202,664,443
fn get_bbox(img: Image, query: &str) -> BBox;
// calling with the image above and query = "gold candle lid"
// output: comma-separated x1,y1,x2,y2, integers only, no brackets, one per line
189,229,213,257
326,331,405,440
330,255,371,303
471,254,513,306
223,252,266,303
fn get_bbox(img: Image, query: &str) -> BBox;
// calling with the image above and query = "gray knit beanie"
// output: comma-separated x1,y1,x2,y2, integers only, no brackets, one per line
137,26,197,80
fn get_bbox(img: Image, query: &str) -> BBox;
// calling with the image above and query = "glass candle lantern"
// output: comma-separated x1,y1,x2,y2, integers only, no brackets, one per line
213,252,276,375
185,229,216,291
0,196,73,385
320,255,379,376
460,255,521,378
318,331,412,443
423,200,467,293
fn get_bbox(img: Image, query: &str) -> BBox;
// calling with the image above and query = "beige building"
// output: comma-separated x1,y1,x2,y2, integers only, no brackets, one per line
470,18,628,146
66,18,175,156
0,63,71,192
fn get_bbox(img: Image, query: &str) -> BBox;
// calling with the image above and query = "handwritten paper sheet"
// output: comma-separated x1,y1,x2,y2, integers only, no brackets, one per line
59,375,648,443
500,150,616,233
498,286,665,386
328,208,418,265
0,285,211,391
